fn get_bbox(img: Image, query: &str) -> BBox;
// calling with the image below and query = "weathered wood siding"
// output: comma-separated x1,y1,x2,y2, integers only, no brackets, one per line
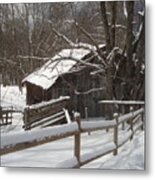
25,65,106,117
26,82,45,105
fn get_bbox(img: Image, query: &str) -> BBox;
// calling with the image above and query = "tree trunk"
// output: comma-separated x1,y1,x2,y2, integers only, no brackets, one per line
100,2,111,53
105,68,114,119
100,2,116,119
124,1,134,100
111,2,117,48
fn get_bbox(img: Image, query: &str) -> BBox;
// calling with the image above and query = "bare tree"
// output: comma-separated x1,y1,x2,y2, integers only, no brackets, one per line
0,1,145,118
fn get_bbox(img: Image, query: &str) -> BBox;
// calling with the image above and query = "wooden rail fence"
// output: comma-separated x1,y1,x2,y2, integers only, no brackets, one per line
0,106,14,126
23,96,71,130
1,107,144,168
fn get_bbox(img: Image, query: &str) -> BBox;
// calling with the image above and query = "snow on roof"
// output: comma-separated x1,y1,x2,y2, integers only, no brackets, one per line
22,47,92,90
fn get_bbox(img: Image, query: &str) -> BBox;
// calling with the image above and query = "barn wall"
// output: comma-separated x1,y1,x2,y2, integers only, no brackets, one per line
25,82,45,105
75,69,106,117
24,46,108,117
46,68,106,118
25,68,106,117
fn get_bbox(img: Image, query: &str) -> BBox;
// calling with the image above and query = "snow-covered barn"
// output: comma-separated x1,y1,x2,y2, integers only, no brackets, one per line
22,44,106,117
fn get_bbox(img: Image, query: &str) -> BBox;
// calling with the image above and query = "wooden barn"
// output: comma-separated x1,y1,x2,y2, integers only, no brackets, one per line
22,45,107,117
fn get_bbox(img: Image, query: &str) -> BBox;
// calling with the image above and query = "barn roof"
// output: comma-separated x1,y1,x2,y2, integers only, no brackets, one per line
22,47,93,90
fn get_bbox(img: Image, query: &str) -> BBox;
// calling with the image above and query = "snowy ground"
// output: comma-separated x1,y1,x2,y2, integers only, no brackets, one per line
1,85,26,111
0,85,145,170
0,113,24,133
83,131,145,170
1,128,144,170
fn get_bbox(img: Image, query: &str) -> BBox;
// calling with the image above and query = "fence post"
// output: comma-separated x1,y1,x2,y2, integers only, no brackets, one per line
74,112,81,167
6,111,8,125
130,106,134,140
113,113,119,156
141,108,144,131
10,106,13,124
85,107,90,135
0,106,2,124
122,112,125,130
24,107,30,130
122,122,125,130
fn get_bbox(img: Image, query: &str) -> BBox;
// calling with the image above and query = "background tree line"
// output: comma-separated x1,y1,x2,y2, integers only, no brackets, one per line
0,1,145,108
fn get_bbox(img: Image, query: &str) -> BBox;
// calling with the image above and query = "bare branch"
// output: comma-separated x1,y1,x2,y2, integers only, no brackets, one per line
17,55,50,61
50,24,108,67
132,14,145,53
66,20,108,66
0,57,16,65
114,24,127,30
90,69,105,76
48,55,103,70
73,21,101,53
106,47,122,65
74,87,106,95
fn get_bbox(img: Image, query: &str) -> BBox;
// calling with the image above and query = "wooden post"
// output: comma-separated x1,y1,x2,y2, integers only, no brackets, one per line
85,107,90,135
141,108,144,130
74,112,81,167
130,106,134,140
85,107,88,121
24,108,27,130
0,106,2,124
106,127,109,132
6,111,8,125
113,113,119,155
10,106,13,124
122,114,125,130
121,104,125,130
24,108,30,130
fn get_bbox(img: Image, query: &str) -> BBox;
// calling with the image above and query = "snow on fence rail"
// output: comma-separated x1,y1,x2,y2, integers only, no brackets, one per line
81,120,116,132
0,107,144,168
1,122,78,148
118,108,144,124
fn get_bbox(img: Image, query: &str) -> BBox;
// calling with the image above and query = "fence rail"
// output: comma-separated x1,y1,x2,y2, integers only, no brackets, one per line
23,96,70,130
0,107,144,168
0,106,14,126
